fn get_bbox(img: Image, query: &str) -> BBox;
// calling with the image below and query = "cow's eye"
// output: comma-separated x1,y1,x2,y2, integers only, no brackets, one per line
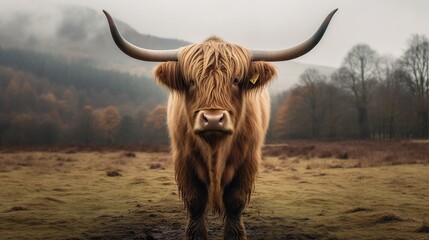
233,79,240,85
189,80,196,87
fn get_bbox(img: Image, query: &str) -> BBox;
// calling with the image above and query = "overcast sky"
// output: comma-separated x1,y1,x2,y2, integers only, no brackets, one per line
2,0,429,68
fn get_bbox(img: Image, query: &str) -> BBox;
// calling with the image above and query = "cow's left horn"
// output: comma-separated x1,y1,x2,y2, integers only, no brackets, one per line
251,9,338,62
103,10,179,62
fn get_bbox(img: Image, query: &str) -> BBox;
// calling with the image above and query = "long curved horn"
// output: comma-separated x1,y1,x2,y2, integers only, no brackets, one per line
103,10,179,62
251,9,338,62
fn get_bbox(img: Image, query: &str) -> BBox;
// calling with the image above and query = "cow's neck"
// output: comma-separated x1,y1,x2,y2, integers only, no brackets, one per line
204,137,232,212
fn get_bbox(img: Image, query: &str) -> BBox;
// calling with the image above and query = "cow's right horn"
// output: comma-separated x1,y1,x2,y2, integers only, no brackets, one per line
250,9,338,62
103,10,180,62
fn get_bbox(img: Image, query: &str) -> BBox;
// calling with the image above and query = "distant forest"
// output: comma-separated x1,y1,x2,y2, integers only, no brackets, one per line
0,33,428,146
270,34,429,140
0,48,168,145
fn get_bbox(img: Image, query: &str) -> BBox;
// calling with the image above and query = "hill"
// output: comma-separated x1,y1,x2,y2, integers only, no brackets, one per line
0,3,335,91
0,3,338,145
0,3,190,76
0,48,167,145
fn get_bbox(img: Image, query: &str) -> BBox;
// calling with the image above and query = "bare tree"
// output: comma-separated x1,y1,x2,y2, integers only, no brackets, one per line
298,68,327,138
333,44,377,138
372,55,402,138
400,34,429,138
274,88,310,139
322,81,343,139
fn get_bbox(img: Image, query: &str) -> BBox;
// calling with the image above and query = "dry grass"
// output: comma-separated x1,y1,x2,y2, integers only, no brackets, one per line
263,139,429,168
0,140,428,239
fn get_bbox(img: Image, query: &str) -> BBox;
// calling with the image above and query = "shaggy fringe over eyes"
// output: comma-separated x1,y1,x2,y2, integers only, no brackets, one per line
178,36,252,86
178,37,255,110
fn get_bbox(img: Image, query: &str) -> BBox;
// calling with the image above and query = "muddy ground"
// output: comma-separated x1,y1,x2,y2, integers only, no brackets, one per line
1,140,429,239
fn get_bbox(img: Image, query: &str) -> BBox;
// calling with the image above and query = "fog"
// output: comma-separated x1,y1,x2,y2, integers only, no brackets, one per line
1,0,428,68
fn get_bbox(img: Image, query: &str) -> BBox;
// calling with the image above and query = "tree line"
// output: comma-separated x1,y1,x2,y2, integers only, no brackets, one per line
270,34,429,140
0,48,168,145
1,34,428,146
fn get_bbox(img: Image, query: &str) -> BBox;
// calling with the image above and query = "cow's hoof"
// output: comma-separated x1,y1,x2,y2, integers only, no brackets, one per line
223,219,247,240
185,219,208,240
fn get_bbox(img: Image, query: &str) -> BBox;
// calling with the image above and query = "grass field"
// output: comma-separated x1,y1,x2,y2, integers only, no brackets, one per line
1,140,429,239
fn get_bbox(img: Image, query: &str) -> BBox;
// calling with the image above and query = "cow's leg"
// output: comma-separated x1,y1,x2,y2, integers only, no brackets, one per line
184,179,208,240
222,168,252,240
176,160,209,240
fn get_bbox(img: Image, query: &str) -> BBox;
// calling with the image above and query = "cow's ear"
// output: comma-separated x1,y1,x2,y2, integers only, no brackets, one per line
153,61,185,91
243,62,277,90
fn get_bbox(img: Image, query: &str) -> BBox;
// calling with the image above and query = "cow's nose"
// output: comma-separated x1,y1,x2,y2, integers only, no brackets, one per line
194,110,232,136
202,113,225,128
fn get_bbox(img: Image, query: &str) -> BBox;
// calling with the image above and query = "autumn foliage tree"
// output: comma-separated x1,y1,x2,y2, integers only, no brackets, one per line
99,106,121,144
274,70,349,140
144,104,168,144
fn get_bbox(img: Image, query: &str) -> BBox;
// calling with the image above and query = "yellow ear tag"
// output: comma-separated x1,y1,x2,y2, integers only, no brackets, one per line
250,74,259,85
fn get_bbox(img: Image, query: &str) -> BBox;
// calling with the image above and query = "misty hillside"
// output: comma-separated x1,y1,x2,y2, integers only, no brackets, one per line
0,48,167,145
0,2,338,145
0,3,335,91
0,48,166,108
0,4,190,76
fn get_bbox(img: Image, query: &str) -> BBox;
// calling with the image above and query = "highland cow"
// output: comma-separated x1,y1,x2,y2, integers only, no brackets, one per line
104,9,336,240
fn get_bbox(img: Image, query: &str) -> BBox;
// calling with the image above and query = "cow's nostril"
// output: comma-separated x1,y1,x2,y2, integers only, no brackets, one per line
219,114,225,126
202,113,209,126
202,112,226,128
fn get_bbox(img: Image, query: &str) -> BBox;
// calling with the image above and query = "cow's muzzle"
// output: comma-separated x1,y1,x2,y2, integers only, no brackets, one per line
194,110,233,137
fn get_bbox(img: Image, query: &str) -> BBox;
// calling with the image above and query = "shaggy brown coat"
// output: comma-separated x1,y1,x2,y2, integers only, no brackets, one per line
154,37,276,239
103,8,336,239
